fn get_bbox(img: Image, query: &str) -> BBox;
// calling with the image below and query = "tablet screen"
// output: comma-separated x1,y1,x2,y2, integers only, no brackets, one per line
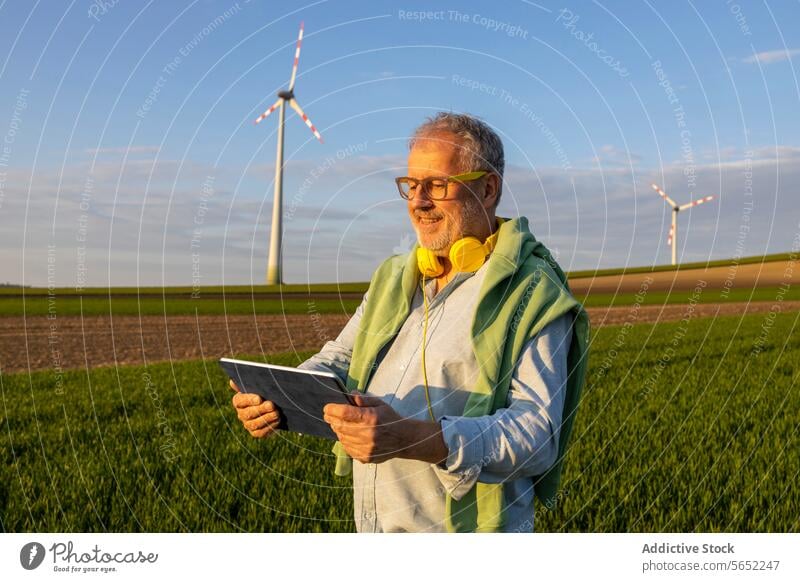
220,358,354,440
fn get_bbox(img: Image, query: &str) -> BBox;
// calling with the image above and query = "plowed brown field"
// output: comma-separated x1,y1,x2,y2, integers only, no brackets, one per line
3,300,798,374
3,259,796,374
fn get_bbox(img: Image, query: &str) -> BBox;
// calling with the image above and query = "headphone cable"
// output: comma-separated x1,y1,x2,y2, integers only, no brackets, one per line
421,273,435,422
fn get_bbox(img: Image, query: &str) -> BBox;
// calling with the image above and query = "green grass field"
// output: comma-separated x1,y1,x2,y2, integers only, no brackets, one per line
2,309,798,532
0,282,371,296
565,251,794,279
2,286,797,317
0,296,364,317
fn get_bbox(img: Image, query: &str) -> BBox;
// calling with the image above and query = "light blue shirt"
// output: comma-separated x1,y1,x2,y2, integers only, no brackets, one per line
299,260,573,532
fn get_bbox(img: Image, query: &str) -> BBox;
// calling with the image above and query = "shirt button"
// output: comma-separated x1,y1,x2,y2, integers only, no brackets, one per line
399,364,405,370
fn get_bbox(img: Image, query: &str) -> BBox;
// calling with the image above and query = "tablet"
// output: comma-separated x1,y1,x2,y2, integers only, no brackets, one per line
219,357,354,440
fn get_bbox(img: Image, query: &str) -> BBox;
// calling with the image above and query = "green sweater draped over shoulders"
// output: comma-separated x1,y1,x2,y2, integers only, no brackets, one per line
332,216,590,532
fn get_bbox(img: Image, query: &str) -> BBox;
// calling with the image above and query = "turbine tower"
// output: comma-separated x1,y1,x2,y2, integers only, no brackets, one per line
253,22,323,285
651,183,715,266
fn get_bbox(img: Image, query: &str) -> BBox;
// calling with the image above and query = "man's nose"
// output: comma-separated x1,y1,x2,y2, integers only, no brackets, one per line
408,189,435,211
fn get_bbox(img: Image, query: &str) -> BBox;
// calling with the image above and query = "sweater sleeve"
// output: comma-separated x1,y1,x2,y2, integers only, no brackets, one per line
431,311,572,501
296,291,368,387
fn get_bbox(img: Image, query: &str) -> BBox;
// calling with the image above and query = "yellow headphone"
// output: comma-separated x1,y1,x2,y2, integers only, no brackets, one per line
417,217,506,421
416,217,506,277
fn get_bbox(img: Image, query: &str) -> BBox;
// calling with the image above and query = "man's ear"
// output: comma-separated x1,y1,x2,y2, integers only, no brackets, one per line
483,173,501,208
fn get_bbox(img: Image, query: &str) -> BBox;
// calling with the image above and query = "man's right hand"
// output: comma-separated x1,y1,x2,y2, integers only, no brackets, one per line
229,379,282,439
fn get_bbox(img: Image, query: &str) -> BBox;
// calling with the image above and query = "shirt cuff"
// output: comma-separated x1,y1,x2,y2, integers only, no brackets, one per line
430,416,485,501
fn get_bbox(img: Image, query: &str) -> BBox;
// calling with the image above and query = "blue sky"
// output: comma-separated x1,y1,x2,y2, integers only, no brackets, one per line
1,0,799,286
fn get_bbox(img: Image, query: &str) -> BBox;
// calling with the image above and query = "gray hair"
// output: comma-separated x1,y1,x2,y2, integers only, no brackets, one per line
409,112,504,203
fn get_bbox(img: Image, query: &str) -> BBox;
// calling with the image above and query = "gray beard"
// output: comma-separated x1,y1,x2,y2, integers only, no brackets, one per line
418,195,488,255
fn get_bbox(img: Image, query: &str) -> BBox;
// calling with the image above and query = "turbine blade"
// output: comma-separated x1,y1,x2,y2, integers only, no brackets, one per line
254,98,282,125
651,183,678,209
667,223,674,246
288,21,304,91
679,195,715,211
289,99,323,143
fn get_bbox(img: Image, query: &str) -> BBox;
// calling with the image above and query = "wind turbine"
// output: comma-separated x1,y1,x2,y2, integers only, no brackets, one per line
253,22,323,285
651,183,715,266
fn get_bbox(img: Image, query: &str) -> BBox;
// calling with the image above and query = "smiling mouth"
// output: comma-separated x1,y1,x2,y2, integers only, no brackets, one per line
417,216,442,225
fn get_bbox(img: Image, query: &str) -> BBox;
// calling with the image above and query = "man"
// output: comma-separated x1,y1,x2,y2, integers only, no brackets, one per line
231,112,590,532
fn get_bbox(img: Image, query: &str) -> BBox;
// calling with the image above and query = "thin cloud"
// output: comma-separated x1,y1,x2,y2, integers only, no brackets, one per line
84,145,161,156
3,148,800,285
742,49,800,65
590,144,643,168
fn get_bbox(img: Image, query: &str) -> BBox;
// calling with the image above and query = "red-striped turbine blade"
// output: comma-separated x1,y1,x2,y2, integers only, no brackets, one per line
651,183,678,208
667,223,674,246
289,99,323,143
288,22,304,91
679,195,715,211
254,98,282,125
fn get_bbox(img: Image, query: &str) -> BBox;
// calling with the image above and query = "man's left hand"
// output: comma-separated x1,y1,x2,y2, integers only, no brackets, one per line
323,394,447,465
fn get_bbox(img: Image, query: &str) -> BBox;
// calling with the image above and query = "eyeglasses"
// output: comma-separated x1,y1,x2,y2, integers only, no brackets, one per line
395,170,487,201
